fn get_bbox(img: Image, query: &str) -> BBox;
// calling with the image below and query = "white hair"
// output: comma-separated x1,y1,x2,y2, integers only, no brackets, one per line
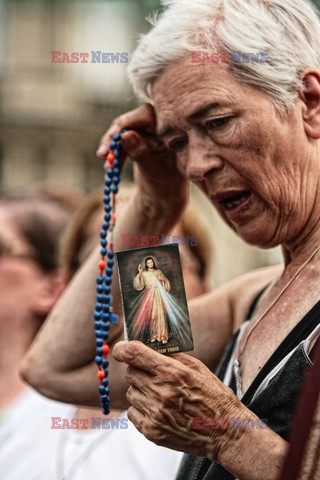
128,0,320,114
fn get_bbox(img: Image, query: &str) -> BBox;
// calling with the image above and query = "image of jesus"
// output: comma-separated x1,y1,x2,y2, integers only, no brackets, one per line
133,256,170,344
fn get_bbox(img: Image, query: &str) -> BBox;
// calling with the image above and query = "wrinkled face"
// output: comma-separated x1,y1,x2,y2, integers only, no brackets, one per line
146,258,155,269
152,57,319,248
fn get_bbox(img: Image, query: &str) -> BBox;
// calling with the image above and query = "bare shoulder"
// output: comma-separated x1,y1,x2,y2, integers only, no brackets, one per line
227,264,284,331
187,264,283,368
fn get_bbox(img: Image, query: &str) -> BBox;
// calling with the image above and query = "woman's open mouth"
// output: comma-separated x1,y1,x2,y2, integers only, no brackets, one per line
213,190,253,220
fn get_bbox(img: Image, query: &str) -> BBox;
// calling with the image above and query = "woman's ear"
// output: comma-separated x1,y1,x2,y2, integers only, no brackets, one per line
31,270,67,317
298,69,320,139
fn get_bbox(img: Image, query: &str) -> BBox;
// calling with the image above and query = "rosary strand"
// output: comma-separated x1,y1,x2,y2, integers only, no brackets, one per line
94,129,126,414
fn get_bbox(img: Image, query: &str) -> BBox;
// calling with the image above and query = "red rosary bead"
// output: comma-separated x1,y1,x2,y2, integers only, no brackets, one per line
98,259,106,270
102,344,110,355
97,370,105,380
107,153,115,163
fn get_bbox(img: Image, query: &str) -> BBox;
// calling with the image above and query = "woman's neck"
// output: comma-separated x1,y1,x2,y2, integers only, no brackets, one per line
282,218,320,267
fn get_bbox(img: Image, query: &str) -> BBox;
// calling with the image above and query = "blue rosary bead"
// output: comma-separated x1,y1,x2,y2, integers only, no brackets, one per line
114,160,120,168
94,311,101,320
104,204,111,213
101,395,109,404
104,212,111,221
103,305,110,313
107,169,114,178
95,321,101,329
104,277,112,286
103,295,111,303
106,268,113,277
100,239,107,247
96,347,103,356
102,332,109,340
106,177,112,186
101,312,110,323
107,259,113,268
95,303,103,312
101,248,107,256
111,185,119,194
96,294,103,303
99,386,107,395
113,176,120,185
113,133,121,141
102,359,109,369
96,338,103,347
100,230,107,239
96,276,104,284
95,356,102,366
97,285,103,294
104,286,111,294
102,378,109,387
103,195,110,205
95,330,103,338
107,251,114,259
109,140,117,149
110,313,119,324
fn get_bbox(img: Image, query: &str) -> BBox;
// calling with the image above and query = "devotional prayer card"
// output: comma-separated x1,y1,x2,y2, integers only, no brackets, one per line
115,244,194,354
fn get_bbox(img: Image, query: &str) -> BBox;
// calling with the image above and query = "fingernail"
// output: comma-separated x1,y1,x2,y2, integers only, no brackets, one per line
96,144,108,157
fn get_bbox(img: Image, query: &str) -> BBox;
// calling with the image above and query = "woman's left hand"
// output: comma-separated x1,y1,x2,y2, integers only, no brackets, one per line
112,340,251,460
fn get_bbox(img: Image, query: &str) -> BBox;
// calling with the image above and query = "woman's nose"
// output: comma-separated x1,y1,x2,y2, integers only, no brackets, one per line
185,141,224,181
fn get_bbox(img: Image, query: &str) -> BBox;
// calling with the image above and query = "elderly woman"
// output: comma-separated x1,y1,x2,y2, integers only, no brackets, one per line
22,1,320,479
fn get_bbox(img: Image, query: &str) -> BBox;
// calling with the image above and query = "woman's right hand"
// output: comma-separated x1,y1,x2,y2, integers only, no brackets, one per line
96,104,188,216
138,264,143,274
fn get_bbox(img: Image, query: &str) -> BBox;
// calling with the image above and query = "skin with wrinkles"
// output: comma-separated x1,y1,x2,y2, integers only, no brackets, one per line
118,340,248,460
152,58,320,252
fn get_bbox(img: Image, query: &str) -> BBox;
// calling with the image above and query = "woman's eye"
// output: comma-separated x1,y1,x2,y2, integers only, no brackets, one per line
169,138,187,151
206,117,230,129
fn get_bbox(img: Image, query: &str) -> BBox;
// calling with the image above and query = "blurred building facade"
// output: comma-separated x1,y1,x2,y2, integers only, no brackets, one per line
0,0,159,192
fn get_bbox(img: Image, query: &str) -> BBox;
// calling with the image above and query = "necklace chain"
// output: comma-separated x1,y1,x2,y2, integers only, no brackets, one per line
233,244,320,397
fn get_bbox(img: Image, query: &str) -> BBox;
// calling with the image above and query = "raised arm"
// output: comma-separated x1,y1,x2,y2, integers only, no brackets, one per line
20,104,187,407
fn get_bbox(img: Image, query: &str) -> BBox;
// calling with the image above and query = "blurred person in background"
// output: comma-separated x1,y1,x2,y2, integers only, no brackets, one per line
53,183,213,480
0,189,78,479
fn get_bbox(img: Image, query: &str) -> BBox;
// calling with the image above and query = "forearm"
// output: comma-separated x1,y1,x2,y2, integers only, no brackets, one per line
215,417,288,480
20,189,184,405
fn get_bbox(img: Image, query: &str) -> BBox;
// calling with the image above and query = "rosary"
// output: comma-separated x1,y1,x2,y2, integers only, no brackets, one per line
93,129,126,414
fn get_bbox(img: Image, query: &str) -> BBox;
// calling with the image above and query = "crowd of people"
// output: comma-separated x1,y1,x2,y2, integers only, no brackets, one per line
1,0,320,479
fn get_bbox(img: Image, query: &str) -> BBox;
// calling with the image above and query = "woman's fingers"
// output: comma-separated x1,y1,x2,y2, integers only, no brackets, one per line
96,104,157,158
